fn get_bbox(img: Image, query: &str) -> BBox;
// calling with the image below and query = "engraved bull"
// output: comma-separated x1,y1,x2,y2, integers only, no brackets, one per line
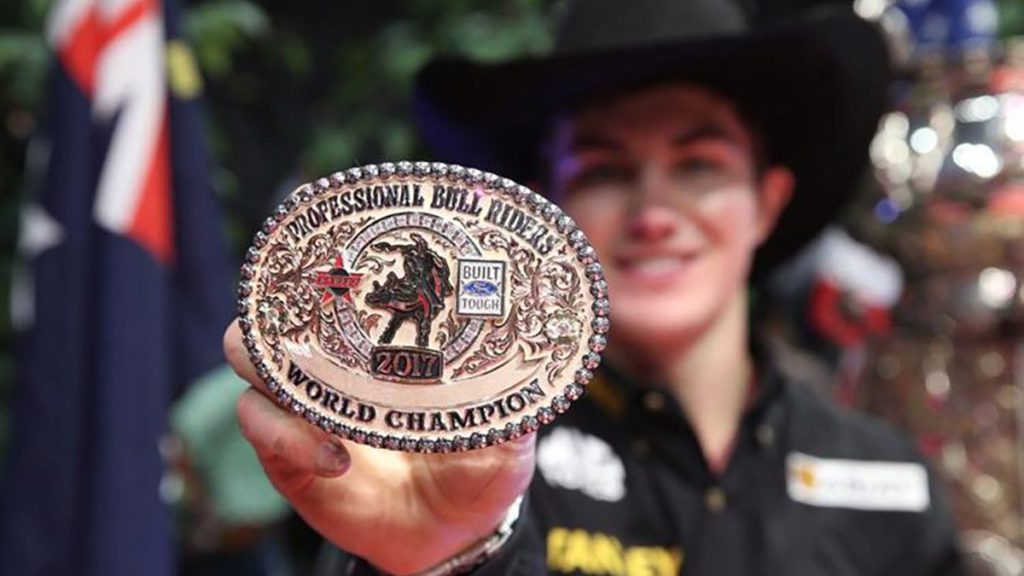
364,234,453,348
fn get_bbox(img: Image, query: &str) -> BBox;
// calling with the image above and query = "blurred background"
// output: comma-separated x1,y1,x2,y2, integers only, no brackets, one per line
3,0,1024,575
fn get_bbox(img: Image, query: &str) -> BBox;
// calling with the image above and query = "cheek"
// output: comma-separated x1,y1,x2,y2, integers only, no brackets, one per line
563,195,624,252
696,190,761,258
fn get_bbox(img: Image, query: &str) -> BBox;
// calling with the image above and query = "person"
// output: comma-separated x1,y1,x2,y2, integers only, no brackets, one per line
223,0,965,574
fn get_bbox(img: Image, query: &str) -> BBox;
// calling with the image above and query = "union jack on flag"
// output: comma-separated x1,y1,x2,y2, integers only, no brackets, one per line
1,0,233,574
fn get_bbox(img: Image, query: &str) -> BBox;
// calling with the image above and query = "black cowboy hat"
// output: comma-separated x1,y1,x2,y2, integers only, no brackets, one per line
413,0,892,277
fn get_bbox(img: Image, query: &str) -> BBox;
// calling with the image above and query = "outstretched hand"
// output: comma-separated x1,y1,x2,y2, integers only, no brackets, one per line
223,320,536,575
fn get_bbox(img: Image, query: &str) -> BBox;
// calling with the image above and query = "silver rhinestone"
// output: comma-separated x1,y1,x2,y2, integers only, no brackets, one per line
436,439,453,453
401,437,418,451
378,162,396,177
236,300,248,314
346,167,363,181
543,203,561,222
276,389,290,403
569,229,587,248
237,317,252,332
312,179,329,195
431,162,449,177
482,172,499,187
417,439,436,453
575,368,593,384
334,424,351,439
578,245,597,264
266,378,280,393
384,436,401,450
515,185,532,203
552,396,571,414
240,264,255,279
500,177,516,191
351,429,366,443
565,384,584,400
363,164,379,178
255,361,270,378
238,281,252,297
590,279,608,298
319,419,336,434
589,334,607,353
304,411,318,425
252,231,267,247
470,433,487,449
505,422,522,440
290,401,304,416
448,165,466,180
593,298,611,316
453,436,470,451
538,407,555,424
557,215,575,233
592,317,610,334
487,428,505,444
262,217,278,234
274,205,289,221
283,195,297,210
528,193,546,210
465,168,483,183
522,416,539,433
585,263,603,280
367,433,383,448
246,246,260,263
583,353,601,370
329,171,346,187
396,161,413,176
414,161,430,176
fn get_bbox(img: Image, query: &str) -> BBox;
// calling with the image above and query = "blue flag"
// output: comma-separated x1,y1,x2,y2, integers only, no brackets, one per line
1,0,234,574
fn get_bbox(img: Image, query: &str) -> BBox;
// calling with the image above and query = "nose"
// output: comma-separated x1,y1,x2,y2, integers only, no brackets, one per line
626,164,676,241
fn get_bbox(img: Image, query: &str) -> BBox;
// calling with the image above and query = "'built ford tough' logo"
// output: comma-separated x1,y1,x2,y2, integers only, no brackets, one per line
457,260,505,317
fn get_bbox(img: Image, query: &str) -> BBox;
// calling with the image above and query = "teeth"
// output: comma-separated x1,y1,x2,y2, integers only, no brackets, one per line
629,256,681,274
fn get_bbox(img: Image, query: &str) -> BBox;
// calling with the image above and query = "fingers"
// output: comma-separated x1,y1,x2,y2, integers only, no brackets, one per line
237,387,351,496
224,319,260,387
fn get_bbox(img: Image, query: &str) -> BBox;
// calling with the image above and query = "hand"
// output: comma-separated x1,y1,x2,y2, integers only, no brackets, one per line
223,320,536,575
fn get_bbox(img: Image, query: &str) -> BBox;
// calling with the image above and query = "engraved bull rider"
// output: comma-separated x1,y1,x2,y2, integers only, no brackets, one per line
364,233,454,348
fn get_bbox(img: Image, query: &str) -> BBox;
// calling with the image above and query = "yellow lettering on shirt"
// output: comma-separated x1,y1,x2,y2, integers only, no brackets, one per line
547,527,685,575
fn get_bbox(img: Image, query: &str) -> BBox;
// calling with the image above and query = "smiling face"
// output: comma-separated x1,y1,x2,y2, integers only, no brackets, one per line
547,85,792,357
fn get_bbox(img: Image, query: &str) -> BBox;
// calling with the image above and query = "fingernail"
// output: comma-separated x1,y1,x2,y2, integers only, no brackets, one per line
315,441,350,476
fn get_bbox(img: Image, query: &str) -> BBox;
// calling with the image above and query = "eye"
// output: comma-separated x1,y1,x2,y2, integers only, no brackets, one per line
565,163,634,194
673,156,722,175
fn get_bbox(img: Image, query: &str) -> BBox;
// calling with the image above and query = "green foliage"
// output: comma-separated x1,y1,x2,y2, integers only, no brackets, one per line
185,0,271,78
1000,0,1024,37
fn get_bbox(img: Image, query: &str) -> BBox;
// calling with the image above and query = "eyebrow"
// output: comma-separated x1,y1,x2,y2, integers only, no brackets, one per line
672,124,738,147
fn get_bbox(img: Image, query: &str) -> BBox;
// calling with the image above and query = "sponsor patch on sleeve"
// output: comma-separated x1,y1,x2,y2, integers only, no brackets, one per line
786,452,930,512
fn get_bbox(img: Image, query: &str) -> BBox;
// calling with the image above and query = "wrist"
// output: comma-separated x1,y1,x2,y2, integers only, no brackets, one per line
412,495,523,576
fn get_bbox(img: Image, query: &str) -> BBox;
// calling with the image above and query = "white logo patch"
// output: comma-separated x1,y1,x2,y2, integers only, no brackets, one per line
537,427,626,502
786,452,930,512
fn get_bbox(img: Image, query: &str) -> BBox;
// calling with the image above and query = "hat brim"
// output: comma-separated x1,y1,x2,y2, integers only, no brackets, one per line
413,8,891,278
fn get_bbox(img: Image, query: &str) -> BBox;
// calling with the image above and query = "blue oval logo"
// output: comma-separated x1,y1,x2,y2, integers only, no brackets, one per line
464,280,497,296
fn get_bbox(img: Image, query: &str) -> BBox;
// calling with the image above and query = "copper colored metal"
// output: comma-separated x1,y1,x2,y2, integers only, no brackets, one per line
237,162,606,452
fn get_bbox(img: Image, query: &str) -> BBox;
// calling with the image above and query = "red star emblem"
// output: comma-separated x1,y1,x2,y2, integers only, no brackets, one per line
313,255,364,304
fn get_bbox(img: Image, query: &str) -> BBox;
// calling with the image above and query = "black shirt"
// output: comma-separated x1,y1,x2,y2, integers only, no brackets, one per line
322,355,964,576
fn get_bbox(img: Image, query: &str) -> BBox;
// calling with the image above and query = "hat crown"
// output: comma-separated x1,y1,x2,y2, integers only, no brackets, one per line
555,0,749,53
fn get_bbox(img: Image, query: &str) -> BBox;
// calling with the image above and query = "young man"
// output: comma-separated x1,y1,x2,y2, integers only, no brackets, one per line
224,1,964,574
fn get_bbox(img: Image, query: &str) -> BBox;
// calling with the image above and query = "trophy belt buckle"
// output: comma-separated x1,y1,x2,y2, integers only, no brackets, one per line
236,162,609,452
